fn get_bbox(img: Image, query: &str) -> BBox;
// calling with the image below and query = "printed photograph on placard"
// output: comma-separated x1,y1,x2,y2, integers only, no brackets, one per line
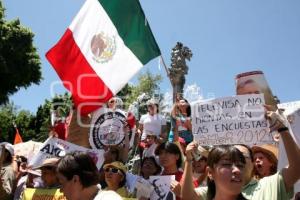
235,70,278,109
149,175,175,200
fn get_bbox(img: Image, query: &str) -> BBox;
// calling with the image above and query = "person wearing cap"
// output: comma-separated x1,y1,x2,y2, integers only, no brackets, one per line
35,157,60,188
252,144,278,179
103,161,131,198
0,142,16,200
56,152,122,200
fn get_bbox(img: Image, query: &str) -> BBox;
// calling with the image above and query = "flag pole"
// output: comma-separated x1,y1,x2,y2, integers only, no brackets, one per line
160,55,172,85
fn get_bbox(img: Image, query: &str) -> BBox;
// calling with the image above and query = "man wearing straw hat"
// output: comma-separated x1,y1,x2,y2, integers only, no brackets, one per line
252,144,278,179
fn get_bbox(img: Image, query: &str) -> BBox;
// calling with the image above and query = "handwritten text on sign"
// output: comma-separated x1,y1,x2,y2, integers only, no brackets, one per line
192,94,273,146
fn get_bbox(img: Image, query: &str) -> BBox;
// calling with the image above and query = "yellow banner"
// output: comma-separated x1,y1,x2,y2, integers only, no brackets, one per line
22,188,67,200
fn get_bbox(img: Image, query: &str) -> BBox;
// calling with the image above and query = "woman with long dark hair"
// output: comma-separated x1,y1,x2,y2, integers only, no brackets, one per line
206,146,247,200
171,97,193,144
181,144,247,200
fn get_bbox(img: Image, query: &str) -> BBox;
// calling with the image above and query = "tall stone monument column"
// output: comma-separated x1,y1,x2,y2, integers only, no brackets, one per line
169,42,192,102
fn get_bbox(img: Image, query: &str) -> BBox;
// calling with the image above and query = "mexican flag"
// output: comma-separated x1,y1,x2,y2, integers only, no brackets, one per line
46,0,161,115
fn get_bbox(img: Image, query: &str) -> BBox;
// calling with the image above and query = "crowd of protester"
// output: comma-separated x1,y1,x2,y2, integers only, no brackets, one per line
1,78,300,200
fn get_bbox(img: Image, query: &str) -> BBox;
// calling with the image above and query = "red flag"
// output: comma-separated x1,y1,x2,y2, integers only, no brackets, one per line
14,127,23,144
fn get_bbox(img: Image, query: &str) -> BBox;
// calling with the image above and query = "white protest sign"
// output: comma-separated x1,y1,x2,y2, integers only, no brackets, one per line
14,140,42,162
192,94,273,146
278,101,300,197
29,137,104,169
149,175,175,200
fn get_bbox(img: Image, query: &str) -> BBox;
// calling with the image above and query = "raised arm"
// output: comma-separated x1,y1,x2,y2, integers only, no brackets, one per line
181,142,203,200
267,107,300,192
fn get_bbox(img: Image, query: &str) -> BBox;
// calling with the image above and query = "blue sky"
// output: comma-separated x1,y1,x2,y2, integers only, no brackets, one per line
3,0,300,113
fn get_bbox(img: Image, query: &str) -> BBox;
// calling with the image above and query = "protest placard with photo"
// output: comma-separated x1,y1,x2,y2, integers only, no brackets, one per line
235,70,278,110
192,94,273,146
135,177,154,199
149,175,175,200
29,137,104,169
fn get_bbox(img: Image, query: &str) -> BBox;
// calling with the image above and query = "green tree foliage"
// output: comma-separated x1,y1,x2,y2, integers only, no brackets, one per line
0,102,36,143
0,1,42,104
34,100,52,142
35,93,72,142
118,70,162,109
0,93,72,143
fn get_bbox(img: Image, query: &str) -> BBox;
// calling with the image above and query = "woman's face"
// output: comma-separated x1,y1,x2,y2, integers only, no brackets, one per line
147,104,157,115
209,156,245,196
178,99,188,112
104,167,124,188
145,135,156,145
193,157,207,174
158,150,178,169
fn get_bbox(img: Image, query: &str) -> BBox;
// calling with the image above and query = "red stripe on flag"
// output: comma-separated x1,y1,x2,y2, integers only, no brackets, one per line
46,29,113,115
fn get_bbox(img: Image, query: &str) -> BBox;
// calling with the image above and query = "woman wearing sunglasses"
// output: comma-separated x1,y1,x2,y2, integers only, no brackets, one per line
103,161,131,198
56,152,122,200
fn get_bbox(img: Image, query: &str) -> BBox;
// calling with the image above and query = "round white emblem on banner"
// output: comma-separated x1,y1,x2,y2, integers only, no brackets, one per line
89,108,127,149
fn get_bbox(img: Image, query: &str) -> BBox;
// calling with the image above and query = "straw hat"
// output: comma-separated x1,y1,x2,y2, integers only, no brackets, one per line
34,157,59,169
252,144,278,164
103,161,127,174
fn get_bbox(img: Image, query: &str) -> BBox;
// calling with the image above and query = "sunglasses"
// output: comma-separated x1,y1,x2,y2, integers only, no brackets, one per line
104,167,121,174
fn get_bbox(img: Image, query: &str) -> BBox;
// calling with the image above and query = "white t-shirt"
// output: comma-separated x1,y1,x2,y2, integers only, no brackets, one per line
94,190,123,200
139,114,166,140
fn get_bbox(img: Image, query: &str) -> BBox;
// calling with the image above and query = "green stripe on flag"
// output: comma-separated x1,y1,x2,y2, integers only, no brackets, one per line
99,0,161,65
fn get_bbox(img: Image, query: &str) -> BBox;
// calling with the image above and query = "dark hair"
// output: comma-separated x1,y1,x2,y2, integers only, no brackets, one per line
57,152,100,188
109,147,120,162
207,145,246,200
235,144,254,162
155,142,182,168
181,98,191,117
148,103,160,113
140,156,162,178
4,149,13,164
